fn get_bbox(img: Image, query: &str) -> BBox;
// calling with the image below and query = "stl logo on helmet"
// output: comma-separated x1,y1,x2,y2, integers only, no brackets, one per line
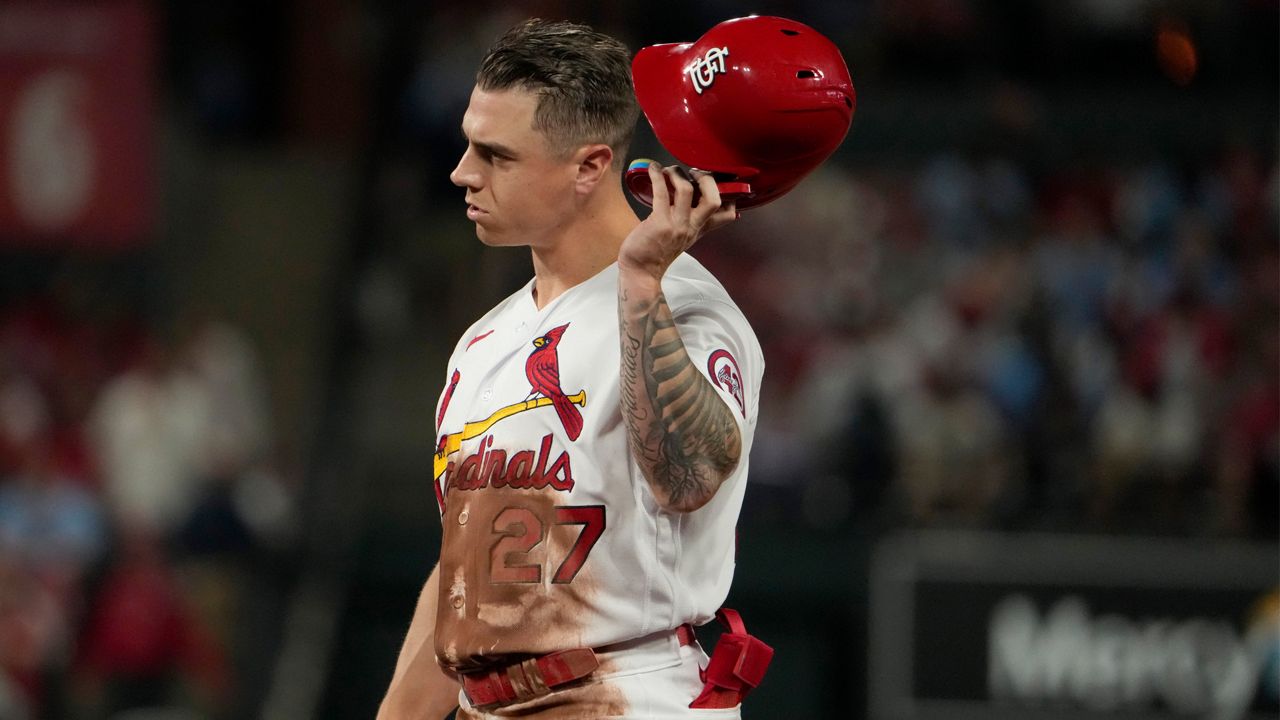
686,46,730,94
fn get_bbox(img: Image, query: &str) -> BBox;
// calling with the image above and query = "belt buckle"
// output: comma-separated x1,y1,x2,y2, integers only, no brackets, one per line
461,668,517,709
462,649,599,710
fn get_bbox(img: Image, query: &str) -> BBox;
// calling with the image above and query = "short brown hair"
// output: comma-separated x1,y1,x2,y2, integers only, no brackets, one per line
477,19,639,168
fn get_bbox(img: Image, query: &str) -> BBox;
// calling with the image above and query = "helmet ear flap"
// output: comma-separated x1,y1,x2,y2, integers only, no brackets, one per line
630,16,855,211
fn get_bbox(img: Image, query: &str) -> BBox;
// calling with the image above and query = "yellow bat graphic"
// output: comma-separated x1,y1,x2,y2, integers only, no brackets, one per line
434,390,586,481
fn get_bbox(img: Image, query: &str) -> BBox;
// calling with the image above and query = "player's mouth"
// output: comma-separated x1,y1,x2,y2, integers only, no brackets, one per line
466,201,488,221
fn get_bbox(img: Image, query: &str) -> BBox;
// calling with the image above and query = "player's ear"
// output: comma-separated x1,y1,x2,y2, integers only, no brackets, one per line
573,143,614,195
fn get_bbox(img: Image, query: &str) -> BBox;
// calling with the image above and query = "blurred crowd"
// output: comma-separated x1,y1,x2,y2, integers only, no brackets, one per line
707,144,1279,539
0,282,293,720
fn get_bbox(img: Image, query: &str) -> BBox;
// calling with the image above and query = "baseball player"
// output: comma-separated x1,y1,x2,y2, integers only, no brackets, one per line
379,15,853,720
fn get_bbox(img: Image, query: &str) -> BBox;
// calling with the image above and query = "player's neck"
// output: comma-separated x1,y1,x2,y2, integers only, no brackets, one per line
529,186,638,309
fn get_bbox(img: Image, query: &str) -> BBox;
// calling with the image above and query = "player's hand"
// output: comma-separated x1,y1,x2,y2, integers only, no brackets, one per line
618,162,737,281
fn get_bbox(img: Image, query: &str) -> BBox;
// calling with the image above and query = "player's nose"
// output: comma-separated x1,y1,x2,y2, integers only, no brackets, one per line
450,147,482,189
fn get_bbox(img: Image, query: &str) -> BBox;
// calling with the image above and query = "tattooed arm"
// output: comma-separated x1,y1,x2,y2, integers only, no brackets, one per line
619,279,742,511
617,163,741,512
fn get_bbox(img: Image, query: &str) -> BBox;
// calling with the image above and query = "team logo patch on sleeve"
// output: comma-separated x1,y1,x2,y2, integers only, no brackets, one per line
708,349,746,417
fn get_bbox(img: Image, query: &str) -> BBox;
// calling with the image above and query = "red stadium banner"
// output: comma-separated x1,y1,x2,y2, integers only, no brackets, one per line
0,2,155,249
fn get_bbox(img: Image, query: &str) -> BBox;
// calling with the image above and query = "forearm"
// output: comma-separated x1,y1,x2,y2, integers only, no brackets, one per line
378,565,458,720
618,268,742,512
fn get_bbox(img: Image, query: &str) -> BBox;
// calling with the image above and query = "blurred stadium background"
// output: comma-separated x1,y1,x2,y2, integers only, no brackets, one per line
0,1,1275,719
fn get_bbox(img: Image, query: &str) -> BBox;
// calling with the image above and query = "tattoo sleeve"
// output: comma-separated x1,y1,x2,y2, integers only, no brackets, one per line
618,273,742,512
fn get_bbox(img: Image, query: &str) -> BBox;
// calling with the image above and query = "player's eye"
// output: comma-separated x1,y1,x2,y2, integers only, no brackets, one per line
474,146,511,165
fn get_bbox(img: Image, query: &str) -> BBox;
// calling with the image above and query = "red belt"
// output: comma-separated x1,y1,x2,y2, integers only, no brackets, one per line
461,626,697,709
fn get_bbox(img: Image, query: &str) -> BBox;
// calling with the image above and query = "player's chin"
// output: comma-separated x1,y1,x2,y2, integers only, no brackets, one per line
475,224,521,248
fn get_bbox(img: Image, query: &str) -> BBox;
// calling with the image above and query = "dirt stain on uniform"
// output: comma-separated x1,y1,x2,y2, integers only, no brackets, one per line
436,486,600,670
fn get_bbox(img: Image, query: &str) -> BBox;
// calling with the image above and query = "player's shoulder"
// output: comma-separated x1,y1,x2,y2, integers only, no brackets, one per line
661,253,742,314
446,279,534,359
662,254,761,354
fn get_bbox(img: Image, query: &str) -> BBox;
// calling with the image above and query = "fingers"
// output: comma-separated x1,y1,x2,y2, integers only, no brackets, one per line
646,162,737,242
690,170,723,227
702,200,738,235
687,170,736,242
647,162,670,220
665,165,695,227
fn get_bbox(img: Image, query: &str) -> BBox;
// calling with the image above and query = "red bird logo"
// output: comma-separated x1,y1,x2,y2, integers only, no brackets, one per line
525,323,583,441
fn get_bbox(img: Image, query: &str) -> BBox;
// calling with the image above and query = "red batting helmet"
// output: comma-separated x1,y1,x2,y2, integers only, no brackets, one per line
628,15,856,210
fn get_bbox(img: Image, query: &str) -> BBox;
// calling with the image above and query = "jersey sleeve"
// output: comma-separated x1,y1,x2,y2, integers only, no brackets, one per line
669,297,764,438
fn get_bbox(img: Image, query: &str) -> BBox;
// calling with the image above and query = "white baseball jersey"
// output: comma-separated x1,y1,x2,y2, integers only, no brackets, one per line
430,253,763,672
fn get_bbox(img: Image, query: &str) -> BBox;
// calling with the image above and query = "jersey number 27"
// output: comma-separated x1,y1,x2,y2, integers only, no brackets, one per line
490,505,605,584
